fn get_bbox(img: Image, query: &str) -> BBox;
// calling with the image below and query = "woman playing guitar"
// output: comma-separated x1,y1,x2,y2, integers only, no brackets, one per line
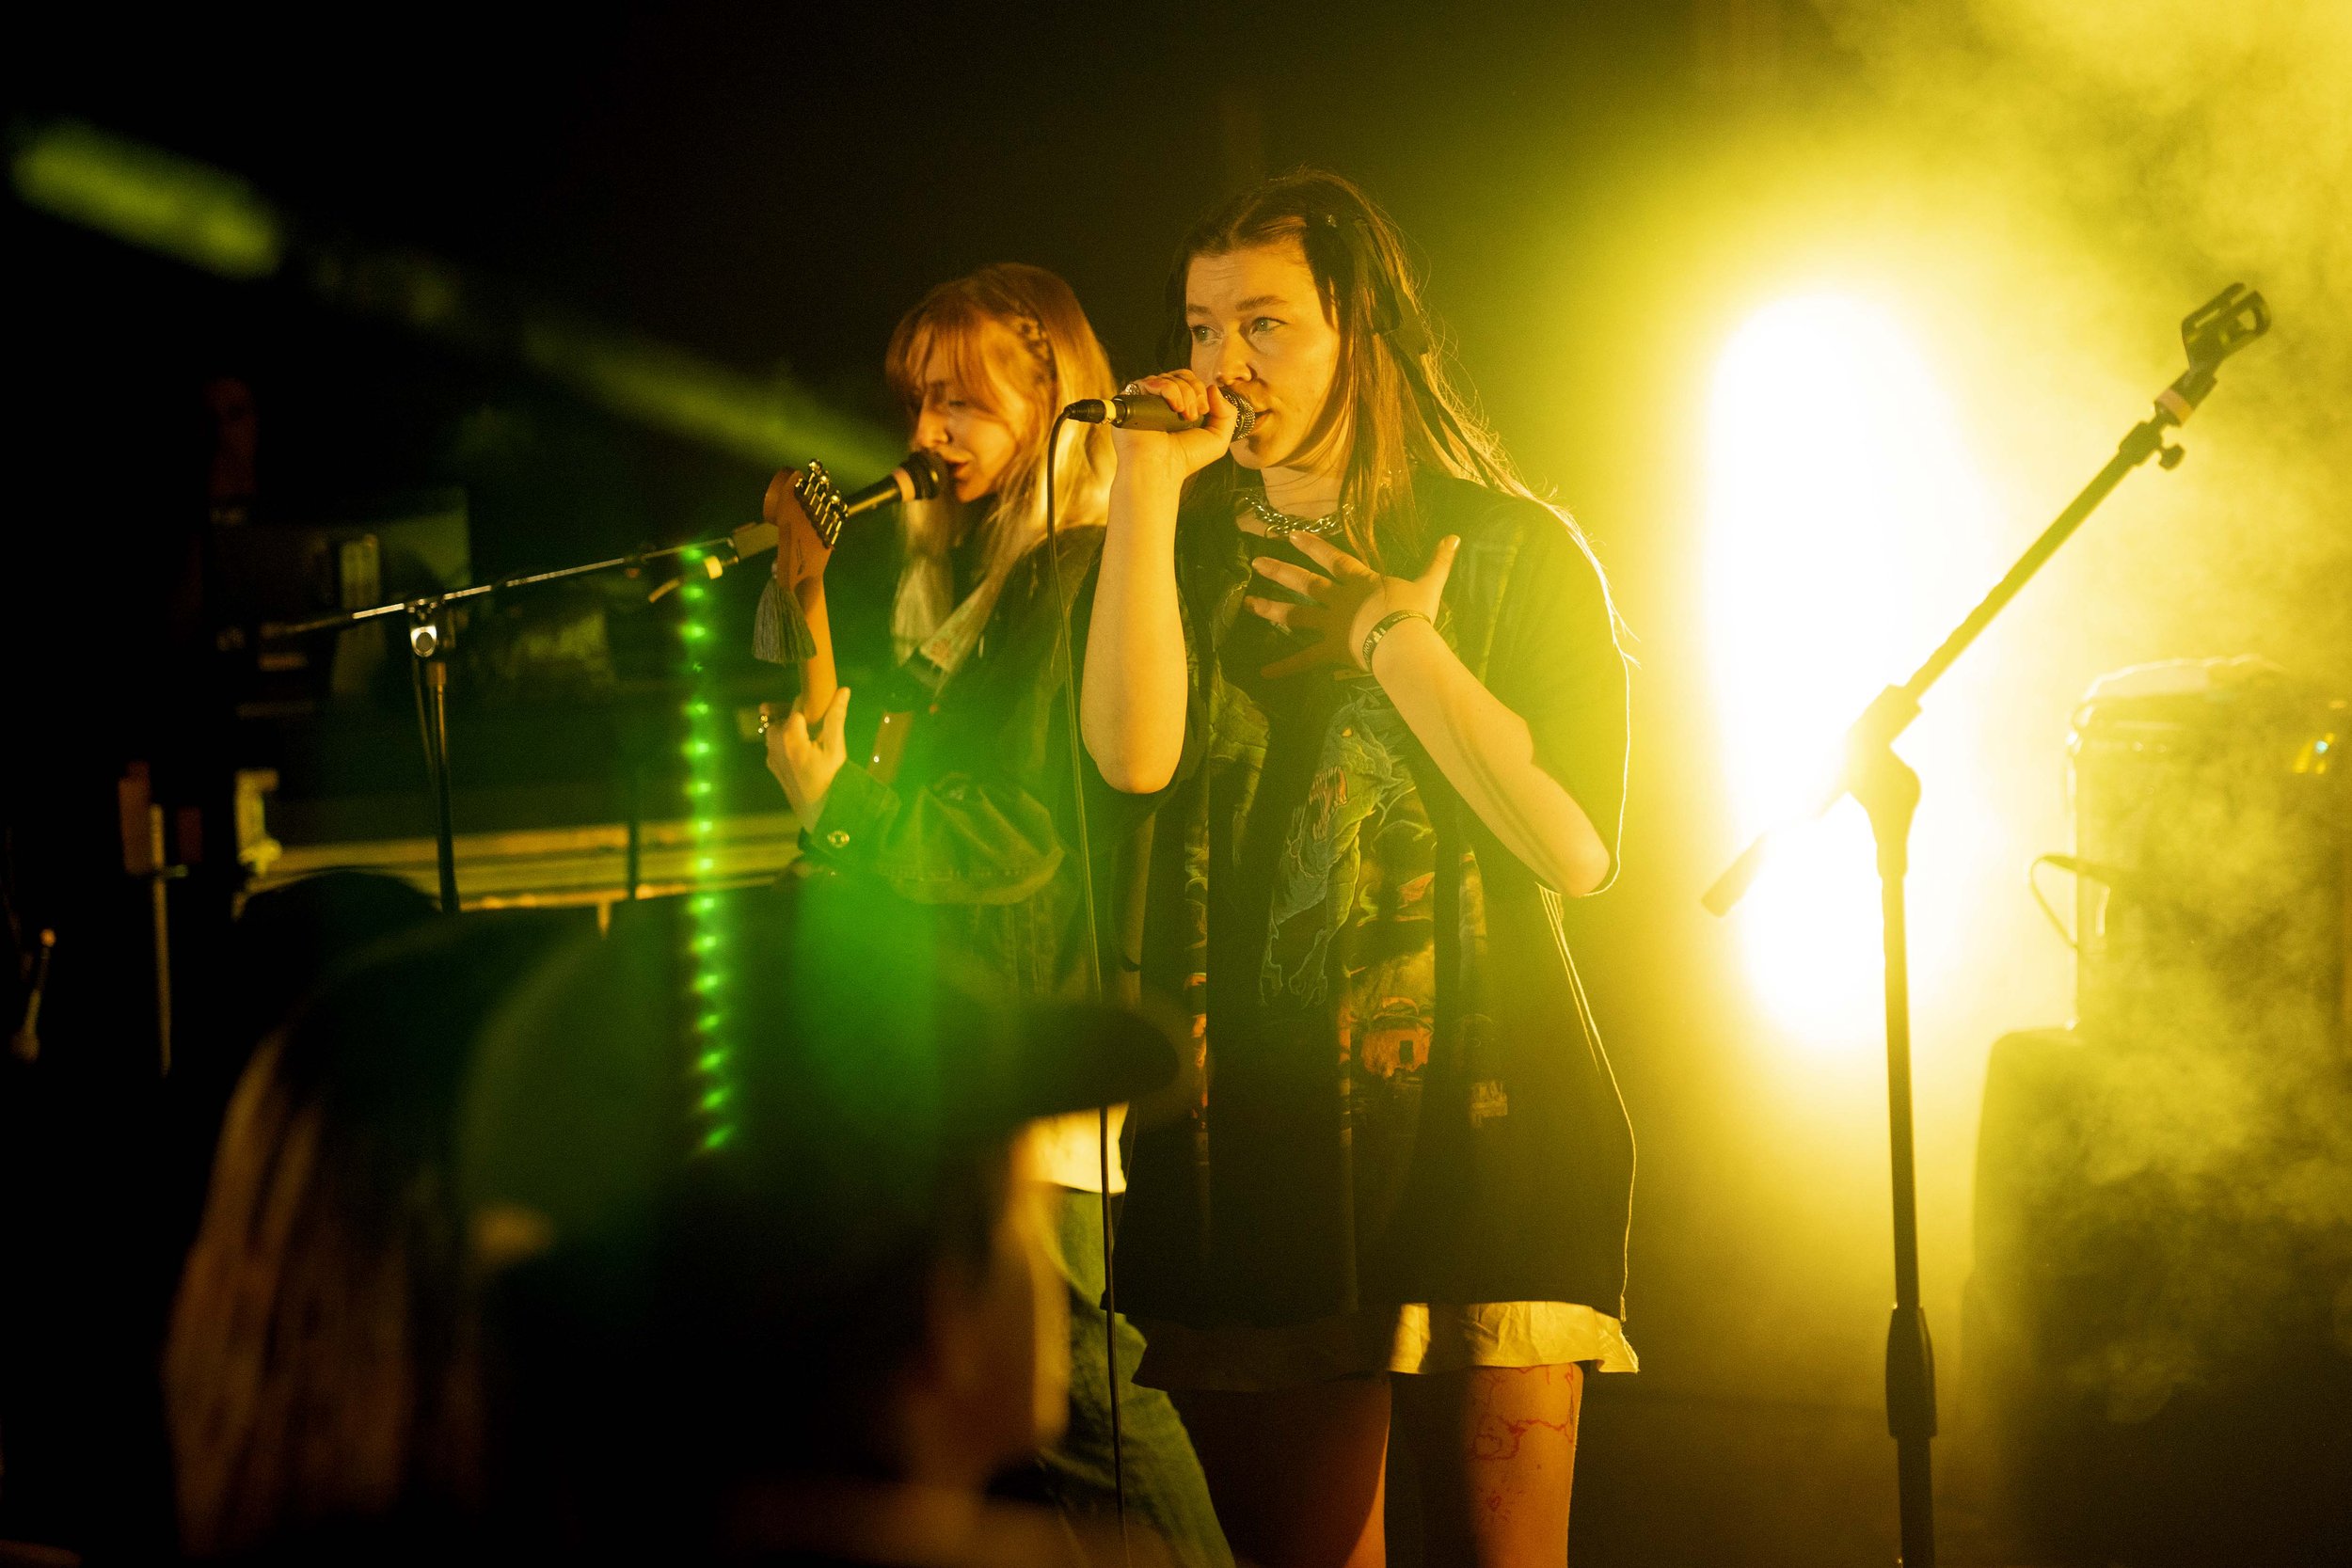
757,263,1230,1568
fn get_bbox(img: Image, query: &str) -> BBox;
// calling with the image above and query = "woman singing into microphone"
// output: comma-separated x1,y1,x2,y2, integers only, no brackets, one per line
1085,173,1633,1568
758,262,1229,1567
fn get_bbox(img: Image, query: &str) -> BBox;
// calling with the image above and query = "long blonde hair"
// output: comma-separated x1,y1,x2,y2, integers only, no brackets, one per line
882,263,1117,659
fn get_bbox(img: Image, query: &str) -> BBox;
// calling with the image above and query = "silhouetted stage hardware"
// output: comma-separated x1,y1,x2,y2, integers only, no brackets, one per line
230,686,796,922
238,788,799,920
2064,659,2347,1042
211,488,473,705
236,454,933,912
1968,660,2348,1567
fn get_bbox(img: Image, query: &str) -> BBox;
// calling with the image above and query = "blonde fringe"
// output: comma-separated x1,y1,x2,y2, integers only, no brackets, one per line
890,380,1113,661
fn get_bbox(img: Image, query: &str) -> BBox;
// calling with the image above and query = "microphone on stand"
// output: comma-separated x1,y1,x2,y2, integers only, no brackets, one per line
1064,387,1256,440
832,448,949,521
715,450,948,583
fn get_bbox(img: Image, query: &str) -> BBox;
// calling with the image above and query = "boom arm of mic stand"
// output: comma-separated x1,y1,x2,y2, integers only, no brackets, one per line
255,531,755,641
249,526,755,916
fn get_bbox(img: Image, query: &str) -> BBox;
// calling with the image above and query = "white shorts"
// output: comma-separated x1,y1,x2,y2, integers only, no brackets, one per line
1134,1301,1638,1393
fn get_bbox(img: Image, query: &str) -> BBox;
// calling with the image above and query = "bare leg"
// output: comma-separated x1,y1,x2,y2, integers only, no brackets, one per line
1173,1377,1391,1568
1393,1363,1583,1568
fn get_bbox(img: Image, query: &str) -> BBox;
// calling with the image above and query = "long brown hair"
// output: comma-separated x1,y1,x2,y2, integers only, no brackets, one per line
882,262,1117,657
1168,168,1586,578
164,910,561,1558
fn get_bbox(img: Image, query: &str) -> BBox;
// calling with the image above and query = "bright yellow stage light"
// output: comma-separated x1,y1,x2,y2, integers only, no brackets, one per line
1705,293,1997,1053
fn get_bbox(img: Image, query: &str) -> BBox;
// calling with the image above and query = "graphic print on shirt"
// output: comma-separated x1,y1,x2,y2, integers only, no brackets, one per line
1256,678,1439,1075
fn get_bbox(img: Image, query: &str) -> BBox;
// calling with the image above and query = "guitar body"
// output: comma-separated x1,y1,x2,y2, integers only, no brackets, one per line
754,461,931,787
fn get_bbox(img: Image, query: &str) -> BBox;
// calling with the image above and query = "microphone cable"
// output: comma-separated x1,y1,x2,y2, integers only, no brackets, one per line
1040,406,1128,1546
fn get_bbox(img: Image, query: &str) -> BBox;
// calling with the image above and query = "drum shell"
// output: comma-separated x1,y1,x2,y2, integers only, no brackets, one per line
2067,684,2346,1050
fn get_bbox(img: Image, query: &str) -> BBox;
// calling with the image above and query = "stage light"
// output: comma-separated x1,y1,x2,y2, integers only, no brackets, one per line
12,119,900,473
1705,293,1996,1052
10,121,282,279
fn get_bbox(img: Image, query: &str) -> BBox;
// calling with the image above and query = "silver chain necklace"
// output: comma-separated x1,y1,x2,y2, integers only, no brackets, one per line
1243,492,1352,538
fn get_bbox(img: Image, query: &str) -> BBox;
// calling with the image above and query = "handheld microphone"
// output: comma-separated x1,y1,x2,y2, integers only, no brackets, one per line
1064,387,1256,440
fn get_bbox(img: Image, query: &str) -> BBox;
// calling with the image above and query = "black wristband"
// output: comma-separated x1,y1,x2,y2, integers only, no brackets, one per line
1360,609,1431,672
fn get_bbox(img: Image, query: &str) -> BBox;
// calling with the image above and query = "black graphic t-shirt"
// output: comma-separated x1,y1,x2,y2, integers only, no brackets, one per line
1118,467,1633,1329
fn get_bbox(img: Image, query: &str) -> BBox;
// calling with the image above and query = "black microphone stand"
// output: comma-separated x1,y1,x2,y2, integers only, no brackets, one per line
261,526,772,914
1702,284,2269,1568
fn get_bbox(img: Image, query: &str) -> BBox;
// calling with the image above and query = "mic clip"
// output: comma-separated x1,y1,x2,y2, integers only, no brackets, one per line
647,544,743,602
2156,282,2270,425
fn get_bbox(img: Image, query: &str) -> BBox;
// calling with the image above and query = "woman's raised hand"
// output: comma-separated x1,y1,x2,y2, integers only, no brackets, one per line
1106,370,1241,491
1245,531,1461,680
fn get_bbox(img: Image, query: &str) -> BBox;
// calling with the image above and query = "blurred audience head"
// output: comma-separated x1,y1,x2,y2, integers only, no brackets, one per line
217,871,440,1063
163,902,566,1561
462,879,1171,1550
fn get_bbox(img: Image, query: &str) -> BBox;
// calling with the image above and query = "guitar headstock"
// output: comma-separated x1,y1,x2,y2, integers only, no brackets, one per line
796,462,850,550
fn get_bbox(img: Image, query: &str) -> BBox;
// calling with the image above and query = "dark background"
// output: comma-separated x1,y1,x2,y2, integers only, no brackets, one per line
5,2,2348,1563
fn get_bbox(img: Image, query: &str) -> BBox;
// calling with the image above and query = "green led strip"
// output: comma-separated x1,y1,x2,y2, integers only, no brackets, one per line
675,553,737,1152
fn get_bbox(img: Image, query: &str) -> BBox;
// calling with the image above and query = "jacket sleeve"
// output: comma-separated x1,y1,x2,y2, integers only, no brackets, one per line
797,529,1105,909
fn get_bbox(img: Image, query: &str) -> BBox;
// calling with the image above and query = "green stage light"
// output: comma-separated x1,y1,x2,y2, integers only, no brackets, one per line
518,320,900,477
10,120,282,279
11,119,899,472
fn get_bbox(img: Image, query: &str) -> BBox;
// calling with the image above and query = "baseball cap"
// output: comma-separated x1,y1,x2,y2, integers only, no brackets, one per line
456,877,1174,1279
